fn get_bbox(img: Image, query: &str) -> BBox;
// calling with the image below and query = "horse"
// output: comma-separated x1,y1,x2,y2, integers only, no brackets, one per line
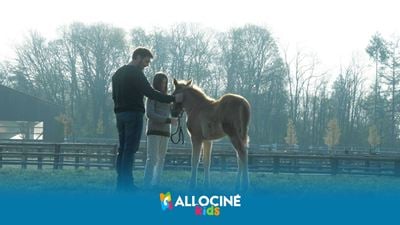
171,79,251,191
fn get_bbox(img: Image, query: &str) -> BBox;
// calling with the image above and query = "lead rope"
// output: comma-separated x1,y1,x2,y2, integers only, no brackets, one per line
170,112,185,144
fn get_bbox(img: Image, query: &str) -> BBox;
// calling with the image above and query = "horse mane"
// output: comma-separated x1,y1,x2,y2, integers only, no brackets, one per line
186,85,216,103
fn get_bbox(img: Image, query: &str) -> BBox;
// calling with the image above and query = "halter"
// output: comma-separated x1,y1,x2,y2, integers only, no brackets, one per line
170,110,185,144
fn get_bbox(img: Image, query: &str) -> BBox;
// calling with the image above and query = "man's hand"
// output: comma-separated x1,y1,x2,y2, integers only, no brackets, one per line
174,93,183,103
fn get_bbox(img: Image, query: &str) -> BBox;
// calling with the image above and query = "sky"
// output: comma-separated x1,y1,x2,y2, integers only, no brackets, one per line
1,0,399,80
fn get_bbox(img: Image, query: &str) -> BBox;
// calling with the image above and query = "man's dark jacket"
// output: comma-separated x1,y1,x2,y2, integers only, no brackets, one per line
112,65,174,113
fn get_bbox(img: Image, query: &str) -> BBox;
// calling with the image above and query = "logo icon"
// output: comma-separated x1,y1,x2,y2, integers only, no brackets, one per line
160,192,173,211
159,192,241,216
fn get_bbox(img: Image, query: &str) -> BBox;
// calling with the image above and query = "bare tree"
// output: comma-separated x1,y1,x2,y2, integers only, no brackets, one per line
331,57,366,146
219,24,286,143
381,36,400,146
73,23,128,137
0,62,13,86
284,48,317,124
57,23,83,140
366,32,389,124
14,31,68,105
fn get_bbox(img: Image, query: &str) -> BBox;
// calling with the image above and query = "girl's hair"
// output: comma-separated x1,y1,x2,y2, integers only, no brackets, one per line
152,72,168,93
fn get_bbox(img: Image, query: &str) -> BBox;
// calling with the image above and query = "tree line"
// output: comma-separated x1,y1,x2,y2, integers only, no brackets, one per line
0,23,399,149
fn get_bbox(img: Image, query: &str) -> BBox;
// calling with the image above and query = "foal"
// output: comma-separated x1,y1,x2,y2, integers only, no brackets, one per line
171,79,251,191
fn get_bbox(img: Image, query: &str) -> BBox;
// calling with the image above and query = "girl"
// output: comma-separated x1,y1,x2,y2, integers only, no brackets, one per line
144,72,177,188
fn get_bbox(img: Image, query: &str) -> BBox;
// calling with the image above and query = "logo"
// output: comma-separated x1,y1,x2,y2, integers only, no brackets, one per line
160,192,173,211
160,192,241,216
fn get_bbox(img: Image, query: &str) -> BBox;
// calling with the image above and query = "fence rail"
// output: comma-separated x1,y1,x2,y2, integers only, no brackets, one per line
1,142,400,176
0,143,118,170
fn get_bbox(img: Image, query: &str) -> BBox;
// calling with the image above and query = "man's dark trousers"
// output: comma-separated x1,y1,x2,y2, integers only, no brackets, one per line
115,111,144,191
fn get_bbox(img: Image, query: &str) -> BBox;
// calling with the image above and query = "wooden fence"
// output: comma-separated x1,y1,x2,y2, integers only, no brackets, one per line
0,142,118,170
1,142,400,176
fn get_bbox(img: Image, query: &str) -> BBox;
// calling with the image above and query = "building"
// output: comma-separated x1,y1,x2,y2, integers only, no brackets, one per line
0,84,64,142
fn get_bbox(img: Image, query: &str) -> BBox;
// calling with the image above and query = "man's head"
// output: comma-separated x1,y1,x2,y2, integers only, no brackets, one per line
131,47,153,70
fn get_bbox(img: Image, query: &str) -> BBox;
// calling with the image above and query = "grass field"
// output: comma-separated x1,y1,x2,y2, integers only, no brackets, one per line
1,167,400,196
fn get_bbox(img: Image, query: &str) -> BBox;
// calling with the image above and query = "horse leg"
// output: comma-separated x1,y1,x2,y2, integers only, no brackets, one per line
240,147,249,191
190,138,203,190
202,140,213,188
229,135,249,192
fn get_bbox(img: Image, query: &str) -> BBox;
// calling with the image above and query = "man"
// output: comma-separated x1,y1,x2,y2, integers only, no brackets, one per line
112,47,181,192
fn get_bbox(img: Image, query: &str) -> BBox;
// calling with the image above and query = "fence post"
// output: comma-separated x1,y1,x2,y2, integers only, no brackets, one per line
248,155,254,171
54,144,61,170
59,145,64,170
293,158,299,174
395,160,400,176
273,156,280,174
111,145,118,170
97,150,102,169
75,149,80,169
365,160,370,173
21,148,27,169
37,148,43,170
331,157,338,175
85,149,90,170
0,147,3,168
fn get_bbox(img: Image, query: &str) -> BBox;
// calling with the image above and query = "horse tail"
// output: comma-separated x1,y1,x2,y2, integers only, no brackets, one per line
240,99,251,147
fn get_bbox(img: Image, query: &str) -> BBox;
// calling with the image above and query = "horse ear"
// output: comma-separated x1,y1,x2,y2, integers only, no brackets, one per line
173,78,178,86
186,79,192,86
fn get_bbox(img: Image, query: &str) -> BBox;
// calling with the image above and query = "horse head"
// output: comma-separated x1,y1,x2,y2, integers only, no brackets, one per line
171,78,192,117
